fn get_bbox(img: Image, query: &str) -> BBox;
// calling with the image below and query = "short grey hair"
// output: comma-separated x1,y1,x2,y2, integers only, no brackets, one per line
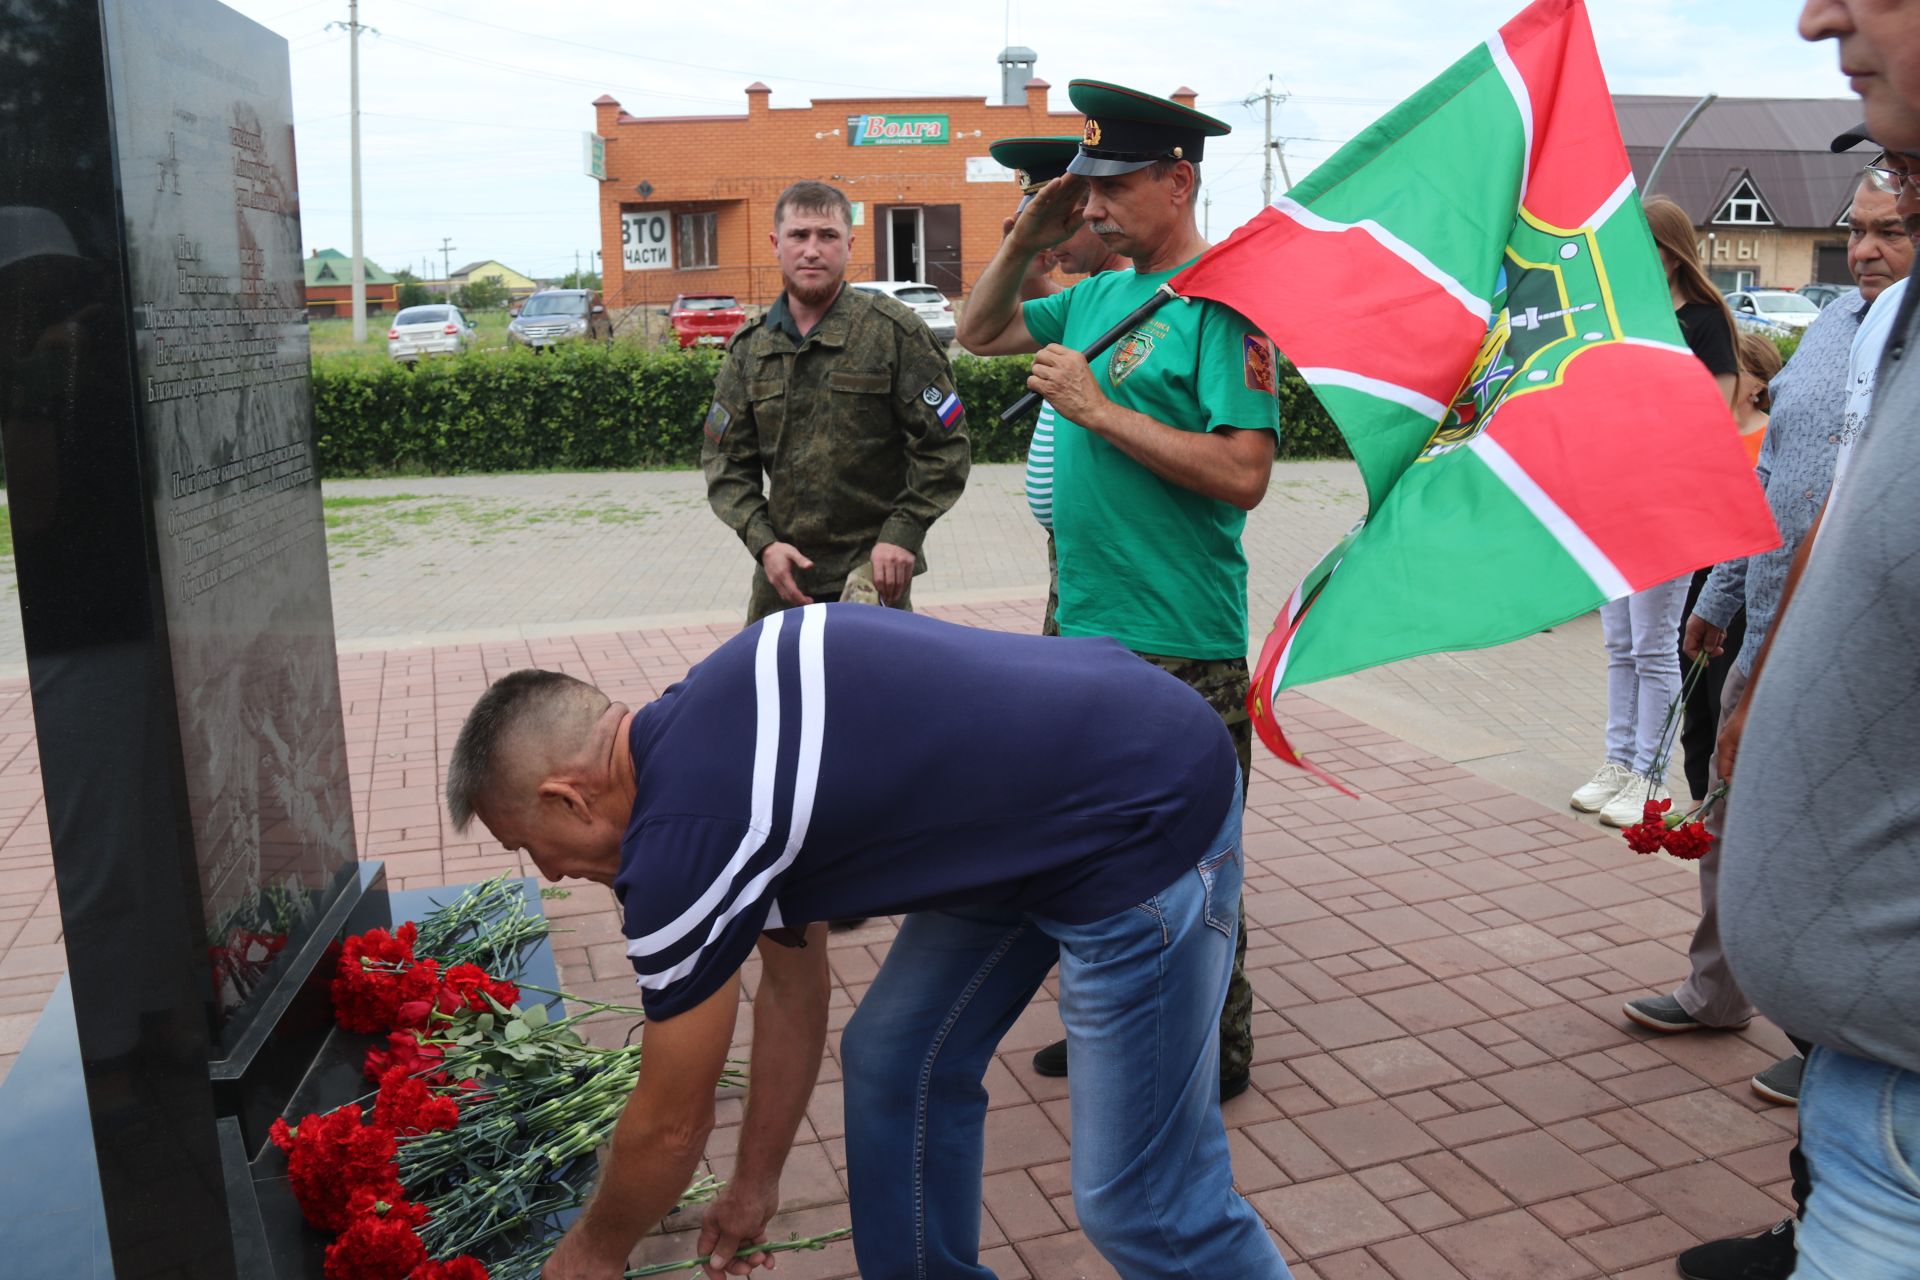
446,669,608,832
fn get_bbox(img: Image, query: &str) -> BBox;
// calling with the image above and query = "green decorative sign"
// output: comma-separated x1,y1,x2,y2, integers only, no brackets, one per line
848,113,949,146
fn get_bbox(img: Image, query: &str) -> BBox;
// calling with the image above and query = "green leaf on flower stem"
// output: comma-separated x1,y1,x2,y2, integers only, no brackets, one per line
521,1003,549,1029
504,1019,530,1042
476,1012,494,1033
456,1032,482,1046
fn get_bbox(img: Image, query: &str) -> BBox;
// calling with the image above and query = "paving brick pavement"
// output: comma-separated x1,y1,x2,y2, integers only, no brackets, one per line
0,597,1793,1279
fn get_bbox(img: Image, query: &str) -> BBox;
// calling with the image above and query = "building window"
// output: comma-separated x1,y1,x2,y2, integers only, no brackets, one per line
678,212,717,269
1713,177,1774,226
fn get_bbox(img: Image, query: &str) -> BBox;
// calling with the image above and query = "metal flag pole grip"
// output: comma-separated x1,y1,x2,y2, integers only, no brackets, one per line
998,283,1183,423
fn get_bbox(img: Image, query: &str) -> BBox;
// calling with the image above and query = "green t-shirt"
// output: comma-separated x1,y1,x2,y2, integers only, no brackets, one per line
1022,257,1282,659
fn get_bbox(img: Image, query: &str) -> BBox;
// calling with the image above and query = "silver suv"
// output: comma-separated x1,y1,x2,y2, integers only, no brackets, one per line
507,289,613,349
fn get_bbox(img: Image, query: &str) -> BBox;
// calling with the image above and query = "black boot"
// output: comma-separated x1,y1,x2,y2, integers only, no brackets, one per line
1675,1218,1796,1280
1031,1038,1068,1077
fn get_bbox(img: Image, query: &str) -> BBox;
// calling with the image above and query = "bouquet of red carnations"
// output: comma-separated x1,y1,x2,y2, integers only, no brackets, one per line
271,876,846,1280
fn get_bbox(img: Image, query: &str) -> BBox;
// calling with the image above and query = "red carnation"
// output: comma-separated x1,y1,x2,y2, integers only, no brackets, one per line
1640,797,1672,823
270,1106,402,1233
322,1213,428,1280
333,926,439,1034
373,1066,461,1135
1663,821,1715,861
439,963,520,1016
345,1186,430,1229
410,1258,490,1280
364,1030,448,1085
1622,819,1669,855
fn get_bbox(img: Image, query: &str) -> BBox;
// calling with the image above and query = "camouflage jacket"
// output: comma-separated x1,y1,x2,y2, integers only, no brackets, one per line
700,285,970,583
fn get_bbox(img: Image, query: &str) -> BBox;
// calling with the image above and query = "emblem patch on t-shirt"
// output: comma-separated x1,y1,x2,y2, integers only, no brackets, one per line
703,401,732,441
1243,333,1277,395
1108,328,1156,385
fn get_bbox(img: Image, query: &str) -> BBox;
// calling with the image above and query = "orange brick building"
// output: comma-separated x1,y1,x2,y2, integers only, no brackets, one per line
591,78,1202,311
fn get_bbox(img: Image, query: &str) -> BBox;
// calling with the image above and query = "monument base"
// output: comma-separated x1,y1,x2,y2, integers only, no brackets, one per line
0,873,566,1279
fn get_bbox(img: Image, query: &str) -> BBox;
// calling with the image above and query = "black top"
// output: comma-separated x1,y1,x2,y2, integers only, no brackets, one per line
1676,300,1739,378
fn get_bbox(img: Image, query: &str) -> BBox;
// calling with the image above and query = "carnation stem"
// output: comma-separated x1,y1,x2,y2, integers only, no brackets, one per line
623,1228,855,1276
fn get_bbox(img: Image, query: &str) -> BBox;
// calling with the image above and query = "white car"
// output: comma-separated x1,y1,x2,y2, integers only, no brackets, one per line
851,281,955,343
387,304,476,363
1724,290,1821,334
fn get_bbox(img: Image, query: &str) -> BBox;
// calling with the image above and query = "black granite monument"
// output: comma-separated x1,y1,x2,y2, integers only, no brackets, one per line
0,1,378,1275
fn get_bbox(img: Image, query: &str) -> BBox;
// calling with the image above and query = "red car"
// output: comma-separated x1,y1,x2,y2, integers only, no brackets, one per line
667,294,746,347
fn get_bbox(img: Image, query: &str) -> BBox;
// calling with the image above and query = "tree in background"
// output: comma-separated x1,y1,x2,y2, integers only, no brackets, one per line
454,276,509,311
558,270,602,291
394,269,434,309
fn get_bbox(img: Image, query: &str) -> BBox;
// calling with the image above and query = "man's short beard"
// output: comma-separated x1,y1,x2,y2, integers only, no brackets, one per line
785,272,843,307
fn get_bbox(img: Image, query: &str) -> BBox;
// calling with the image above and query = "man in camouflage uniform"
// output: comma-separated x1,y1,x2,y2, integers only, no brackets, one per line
702,180,970,623
963,83,1279,1100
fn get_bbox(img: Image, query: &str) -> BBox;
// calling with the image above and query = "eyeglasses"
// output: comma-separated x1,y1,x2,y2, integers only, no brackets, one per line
1865,164,1920,192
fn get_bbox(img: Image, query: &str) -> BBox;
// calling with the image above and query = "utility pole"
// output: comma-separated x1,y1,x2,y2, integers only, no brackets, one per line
1203,192,1211,238
440,237,456,295
574,249,581,284
1244,74,1288,207
347,1,367,341
1275,140,1294,194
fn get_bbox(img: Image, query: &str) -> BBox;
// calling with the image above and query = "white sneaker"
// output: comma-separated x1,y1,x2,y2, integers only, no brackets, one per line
1601,779,1668,828
1570,761,1636,812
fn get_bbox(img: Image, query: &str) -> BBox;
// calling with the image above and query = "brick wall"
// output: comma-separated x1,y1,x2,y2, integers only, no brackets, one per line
305,284,396,317
591,81,1198,308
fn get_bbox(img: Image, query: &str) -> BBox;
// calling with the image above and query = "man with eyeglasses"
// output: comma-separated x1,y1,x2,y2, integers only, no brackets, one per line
1663,126,1915,1280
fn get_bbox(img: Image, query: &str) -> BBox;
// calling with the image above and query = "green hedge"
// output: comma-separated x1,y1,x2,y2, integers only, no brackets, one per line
308,344,1351,477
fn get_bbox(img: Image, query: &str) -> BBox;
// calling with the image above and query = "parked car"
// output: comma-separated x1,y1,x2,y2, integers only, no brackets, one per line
664,293,747,347
506,289,612,350
850,280,956,344
386,305,475,364
1724,289,1822,333
1797,281,1852,310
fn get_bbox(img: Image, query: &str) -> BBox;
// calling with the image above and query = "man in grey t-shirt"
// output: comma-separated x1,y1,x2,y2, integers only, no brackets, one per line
1717,6,1920,1276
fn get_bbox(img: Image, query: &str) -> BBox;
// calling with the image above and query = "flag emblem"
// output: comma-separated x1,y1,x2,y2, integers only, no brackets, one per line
935,389,964,428
703,401,732,441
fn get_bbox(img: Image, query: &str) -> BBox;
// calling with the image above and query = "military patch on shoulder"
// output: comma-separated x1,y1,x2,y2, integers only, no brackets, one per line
922,380,964,429
1243,333,1277,395
703,401,732,441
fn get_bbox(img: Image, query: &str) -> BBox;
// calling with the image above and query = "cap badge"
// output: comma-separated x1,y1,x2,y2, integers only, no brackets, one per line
1014,168,1031,190
1083,118,1102,147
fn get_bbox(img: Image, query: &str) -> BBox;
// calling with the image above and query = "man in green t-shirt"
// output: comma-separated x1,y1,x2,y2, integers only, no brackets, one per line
960,80,1281,1100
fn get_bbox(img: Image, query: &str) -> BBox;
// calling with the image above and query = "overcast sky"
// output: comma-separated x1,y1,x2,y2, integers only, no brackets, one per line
228,0,1849,285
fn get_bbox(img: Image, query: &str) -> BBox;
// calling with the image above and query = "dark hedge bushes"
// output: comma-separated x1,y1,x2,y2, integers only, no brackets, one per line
308,345,1350,477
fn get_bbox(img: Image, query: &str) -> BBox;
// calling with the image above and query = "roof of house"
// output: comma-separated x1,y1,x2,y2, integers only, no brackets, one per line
1616,95,1869,229
304,247,395,287
451,259,531,280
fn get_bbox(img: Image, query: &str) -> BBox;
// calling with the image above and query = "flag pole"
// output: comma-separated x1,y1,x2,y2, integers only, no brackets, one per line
998,283,1182,422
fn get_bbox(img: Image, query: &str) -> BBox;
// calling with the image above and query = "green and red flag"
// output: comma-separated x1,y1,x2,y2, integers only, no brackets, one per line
1168,0,1778,781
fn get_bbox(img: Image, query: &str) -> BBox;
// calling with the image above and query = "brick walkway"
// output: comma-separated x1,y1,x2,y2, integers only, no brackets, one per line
0,597,1793,1279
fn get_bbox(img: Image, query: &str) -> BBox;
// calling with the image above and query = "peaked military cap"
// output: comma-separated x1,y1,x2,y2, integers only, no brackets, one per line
1066,80,1230,177
989,136,1083,192
990,135,1084,211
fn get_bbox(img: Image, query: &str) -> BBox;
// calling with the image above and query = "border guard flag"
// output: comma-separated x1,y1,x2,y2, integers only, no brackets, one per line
1167,0,1779,777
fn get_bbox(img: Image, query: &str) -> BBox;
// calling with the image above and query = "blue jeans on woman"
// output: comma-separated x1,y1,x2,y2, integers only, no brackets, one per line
839,778,1288,1279
1792,1045,1920,1278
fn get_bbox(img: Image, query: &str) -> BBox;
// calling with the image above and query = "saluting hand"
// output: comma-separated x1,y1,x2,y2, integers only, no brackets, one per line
1027,345,1107,427
1011,175,1089,254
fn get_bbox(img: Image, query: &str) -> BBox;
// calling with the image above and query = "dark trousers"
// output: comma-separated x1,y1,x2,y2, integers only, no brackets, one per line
1678,568,1746,802
1790,1033,1812,1217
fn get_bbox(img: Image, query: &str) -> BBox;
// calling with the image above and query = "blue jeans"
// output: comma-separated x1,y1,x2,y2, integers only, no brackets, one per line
1794,1046,1920,1278
840,780,1289,1280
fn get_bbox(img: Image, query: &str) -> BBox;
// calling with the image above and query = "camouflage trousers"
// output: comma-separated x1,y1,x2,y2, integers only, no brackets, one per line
1039,544,1254,1081
1136,650,1255,1085
747,561,913,624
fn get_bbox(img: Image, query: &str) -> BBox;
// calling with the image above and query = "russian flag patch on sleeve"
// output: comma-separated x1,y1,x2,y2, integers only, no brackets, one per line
935,388,964,429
